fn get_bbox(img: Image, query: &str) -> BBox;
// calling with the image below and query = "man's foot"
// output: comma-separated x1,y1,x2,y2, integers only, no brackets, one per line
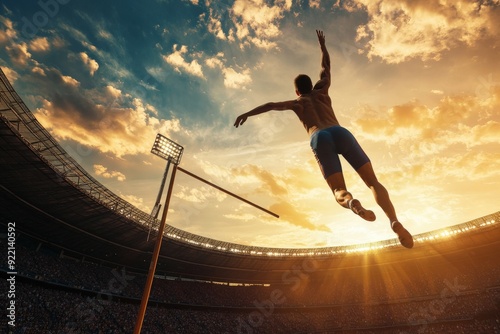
392,221,414,249
348,199,376,222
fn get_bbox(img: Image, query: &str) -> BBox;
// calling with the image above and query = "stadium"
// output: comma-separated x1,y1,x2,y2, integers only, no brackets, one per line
1,67,499,334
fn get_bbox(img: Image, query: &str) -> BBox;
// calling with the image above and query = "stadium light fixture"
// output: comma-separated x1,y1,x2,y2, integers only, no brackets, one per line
134,134,183,334
150,134,184,219
151,133,183,165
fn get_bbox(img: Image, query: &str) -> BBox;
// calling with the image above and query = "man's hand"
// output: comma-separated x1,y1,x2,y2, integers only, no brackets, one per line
234,114,248,128
316,30,326,47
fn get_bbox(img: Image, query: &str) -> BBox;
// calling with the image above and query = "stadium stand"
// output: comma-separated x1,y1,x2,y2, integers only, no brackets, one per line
1,68,499,333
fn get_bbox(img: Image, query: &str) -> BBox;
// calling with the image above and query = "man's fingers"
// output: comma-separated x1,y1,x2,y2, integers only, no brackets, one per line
316,29,325,43
234,117,245,128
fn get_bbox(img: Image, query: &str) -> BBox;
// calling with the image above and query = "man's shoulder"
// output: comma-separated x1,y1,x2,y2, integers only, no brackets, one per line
313,77,330,91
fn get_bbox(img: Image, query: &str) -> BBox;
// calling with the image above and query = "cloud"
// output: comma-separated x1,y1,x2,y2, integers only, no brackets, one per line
59,21,132,79
442,151,500,180
175,185,227,204
206,9,227,40
94,164,126,181
6,42,31,66
234,164,288,196
105,85,121,99
355,0,500,63
59,23,95,50
191,155,332,233
269,201,331,232
351,86,499,157
79,52,99,76
163,44,204,78
205,52,252,89
196,160,289,197
337,0,364,12
32,66,46,76
399,150,500,183
205,53,225,69
61,74,80,87
229,0,292,49
0,16,17,43
0,66,18,83
309,0,321,9
460,120,500,148
223,67,252,89
29,37,50,52
31,66,182,158
223,212,257,221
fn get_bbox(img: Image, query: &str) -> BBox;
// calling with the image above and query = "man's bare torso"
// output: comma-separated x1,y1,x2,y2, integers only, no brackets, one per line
293,89,340,136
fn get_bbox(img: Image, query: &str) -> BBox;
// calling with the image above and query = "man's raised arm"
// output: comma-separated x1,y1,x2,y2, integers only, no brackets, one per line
316,30,330,82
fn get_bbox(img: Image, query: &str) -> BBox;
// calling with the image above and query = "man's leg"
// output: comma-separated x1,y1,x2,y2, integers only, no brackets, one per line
355,162,397,222
312,127,375,222
356,162,414,248
325,172,347,206
325,172,376,221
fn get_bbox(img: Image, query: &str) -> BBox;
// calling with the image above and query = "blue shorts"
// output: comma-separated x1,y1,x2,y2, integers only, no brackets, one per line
310,126,370,179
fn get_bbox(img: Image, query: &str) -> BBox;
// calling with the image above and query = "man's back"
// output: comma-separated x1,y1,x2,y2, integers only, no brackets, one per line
293,88,340,136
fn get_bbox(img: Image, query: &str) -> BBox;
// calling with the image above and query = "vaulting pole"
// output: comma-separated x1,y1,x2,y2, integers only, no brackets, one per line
177,166,279,218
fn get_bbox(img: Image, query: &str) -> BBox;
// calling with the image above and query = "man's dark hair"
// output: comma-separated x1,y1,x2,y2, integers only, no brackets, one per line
294,74,313,95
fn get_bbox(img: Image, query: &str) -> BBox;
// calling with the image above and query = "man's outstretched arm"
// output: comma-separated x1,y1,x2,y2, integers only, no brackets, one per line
314,30,331,89
234,101,296,128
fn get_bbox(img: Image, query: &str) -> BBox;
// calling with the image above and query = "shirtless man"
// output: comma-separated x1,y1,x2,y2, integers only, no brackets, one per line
234,30,413,248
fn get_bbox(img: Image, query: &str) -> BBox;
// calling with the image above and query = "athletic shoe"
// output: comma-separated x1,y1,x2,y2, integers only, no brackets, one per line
348,199,376,222
392,221,414,249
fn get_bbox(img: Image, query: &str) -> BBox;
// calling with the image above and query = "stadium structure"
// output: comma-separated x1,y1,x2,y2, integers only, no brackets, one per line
1,68,499,333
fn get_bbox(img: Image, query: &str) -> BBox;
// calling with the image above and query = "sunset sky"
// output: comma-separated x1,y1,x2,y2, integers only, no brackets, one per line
1,0,499,248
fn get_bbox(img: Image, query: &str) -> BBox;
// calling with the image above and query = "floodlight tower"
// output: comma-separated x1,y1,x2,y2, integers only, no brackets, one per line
134,134,183,334
150,135,184,219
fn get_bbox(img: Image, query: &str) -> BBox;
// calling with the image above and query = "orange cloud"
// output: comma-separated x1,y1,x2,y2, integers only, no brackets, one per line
6,42,31,66
269,201,331,232
355,0,499,63
230,0,291,49
163,44,204,78
79,52,99,76
94,164,126,181
233,164,288,196
351,87,499,156
0,66,18,83
0,16,16,43
31,67,181,157
29,37,50,52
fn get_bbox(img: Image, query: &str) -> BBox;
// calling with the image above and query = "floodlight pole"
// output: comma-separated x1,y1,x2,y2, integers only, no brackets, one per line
135,133,183,334
134,161,177,334
151,162,171,219
134,132,278,332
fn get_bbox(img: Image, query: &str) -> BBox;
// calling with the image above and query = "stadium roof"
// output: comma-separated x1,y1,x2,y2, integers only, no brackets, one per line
1,68,499,284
